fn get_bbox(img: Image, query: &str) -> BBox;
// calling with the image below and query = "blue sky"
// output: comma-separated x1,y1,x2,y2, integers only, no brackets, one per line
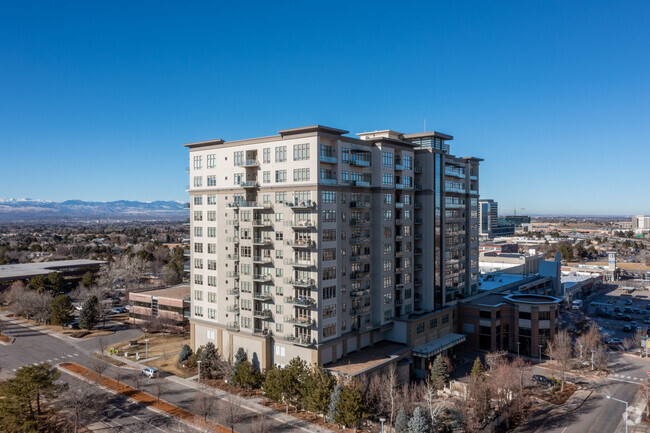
1,1,648,215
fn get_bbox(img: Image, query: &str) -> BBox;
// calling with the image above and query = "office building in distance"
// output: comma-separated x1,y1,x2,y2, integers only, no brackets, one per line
184,125,481,373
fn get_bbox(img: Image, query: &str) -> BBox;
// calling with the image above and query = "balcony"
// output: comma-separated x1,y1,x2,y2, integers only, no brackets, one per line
253,310,273,319
395,183,405,190
228,201,273,209
349,201,371,208
415,184,422,191
446,203,465,209
253,328,272,337
414,218,423,224
227,220,240,227
285,201,316,209
242,159,259,168
226,254,239,261
295,336,315,347
285,316,315,327
183,264,191,272
414,233,423,240
184,202,190,209
285,220,315,229
395,202,404,209
351,305,371,315
320,154,337,164
446,187,466,194
415,202,422,209
227,288,239,295
284,296,315,307
253,256,273,265
350,288,371,297
350,159,371,167
253,238,273,246
253,292,273,302
283,278,315,288
350,218,371,226
395,267,405,274
285,239,316,248
226,322,240,331
253,274,273,282
395,163,405,171
226,236,240,244
414,264,423,271
350,254,370,262
227,305,240,313
283,334,296,342
252,219,273,227
350,236,370,244
414,248,422,255
415,293,422,301
183,249,190,257
395,298,403,306
470,175,478,181
445,170,465,179
395,251,405,257
415,279,422,286
226,271,239,278
469,190,479,195
350,271,370,280
320,178,338,186
414,166,422,174
350,180,370,187
241,181,259,189
395,219,405,225
283,258,316,268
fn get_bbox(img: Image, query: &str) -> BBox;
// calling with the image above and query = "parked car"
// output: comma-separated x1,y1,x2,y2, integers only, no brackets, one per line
142,367,159,378
642,317,650,324
532,375,553,387
626,300,633,305
625,315,633,321
646,303,650,310
614,307,621,312
624,307,632,313
75,305,83,311
615,313,624,320
623,325,633,332
65,320,79,329
606,338,623,345
110,307,127,314
633,308,641,314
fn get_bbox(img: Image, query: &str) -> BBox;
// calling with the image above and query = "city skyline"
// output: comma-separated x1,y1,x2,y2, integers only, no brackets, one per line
1,1,649,215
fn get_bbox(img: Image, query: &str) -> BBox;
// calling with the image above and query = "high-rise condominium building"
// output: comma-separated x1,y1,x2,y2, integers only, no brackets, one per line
478,199,498,238
184,126,481,370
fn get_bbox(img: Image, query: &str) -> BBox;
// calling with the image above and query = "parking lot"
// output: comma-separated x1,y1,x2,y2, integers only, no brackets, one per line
585,286,650,348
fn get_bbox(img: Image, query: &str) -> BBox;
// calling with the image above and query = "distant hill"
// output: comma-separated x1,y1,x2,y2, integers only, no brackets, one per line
0,198,188,222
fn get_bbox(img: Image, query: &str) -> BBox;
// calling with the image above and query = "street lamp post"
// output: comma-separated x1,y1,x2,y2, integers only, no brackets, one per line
579,344,583,372
517,342,520,357
538,345,543,364
145,339,150,359
607,395,628,433
379,417,386,433
197,360,202,384
591,349,595,371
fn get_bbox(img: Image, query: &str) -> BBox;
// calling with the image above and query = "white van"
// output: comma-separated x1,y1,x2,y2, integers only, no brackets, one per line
572,300,583,310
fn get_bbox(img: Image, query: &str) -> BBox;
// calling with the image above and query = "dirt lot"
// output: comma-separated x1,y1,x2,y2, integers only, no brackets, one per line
112,332,190,361
143,355,196,379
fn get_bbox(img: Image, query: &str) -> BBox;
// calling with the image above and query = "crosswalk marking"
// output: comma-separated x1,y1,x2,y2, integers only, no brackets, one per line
74,353,79,356
47,359,52,363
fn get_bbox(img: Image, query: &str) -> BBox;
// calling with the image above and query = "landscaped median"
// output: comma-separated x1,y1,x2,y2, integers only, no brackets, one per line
59,362,231,433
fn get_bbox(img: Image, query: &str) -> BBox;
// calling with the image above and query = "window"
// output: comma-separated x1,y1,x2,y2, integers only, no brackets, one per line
323,267,336,280
442,314,449,324
207,175,217,186
322,248,336,261
324,305,336,318
193,195,202,206
194,290,203,300
275,170,287,183
207,154,215,168
323,286,336,299
323,210,336,222
263,148,271,163
193,176,203,187
194,274,203,285
384,244,392,255
275,146,286,162
208,260,217,270
402,155,412,170
382,174,393,186
275,192,287,203
322,191,336,203
207,210,216,221
382,151,393,168
293,168,310,182
341,148,349,163
323,324,336,338
383,277,392,289
207,309,216,319
383,260,392,271
194,226,203,237
384,227,392,238
207,227,217,237
208,291,216,302
384,193,392,204
193,155,202,170
233,173,243,185
207,243,216,253
207,194,216,205
194,243,203,253
194,258,203,269
194,306,203,316
234,151,244,166
479,310,492,319
194,211,203,221
263,171,270,183
322,229,336,242
430,318,437,328
383,209,392,221
519,311,532,320
417,323,424,333
539,311,551,320
293,143,310,161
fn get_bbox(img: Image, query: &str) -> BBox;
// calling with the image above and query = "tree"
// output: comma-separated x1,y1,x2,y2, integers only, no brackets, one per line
80,271,95,287
407,407,429,433
594,345,609,372
199,342,223,379
224,393,244,433
231,360,263,390
302,364,336,416
79,295,99,330
335,382,366,431
395,409,409,433
47,272,65,293
559,244,574,261
430,354,450,391
90,356,108,379
385,363,399,425
642,378,650,418
58,380,107,433
327,383,342,423
178,344,193,364
230,347,248,380
50,294,72,325
470,357,484,377
545,330,573,391
153,378,168,404
192,388,216,423
7,363,64,416
423,378,443,429
468,358,491,425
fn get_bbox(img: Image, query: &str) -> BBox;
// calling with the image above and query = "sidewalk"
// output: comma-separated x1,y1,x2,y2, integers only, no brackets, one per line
107,352,332,433
614,391,649,433
512,389,593,433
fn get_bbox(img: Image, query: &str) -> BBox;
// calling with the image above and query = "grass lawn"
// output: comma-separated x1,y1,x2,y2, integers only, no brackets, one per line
144,355,197,379
112,332,190,361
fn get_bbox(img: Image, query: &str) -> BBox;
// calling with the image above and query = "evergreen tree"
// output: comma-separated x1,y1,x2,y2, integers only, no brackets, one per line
327,384,342,423
470,357,484,378
407,407,429,433
47,272,65,293
395,409,410,433
335,382,366,430
230,347,248,380
50,294,72,325
302,364,336,415
284,357,308,408
231,360,263,390
178,344,193,364
469,357,491,425
430,355,450,390
264,366,284,404
199,342,220,379
80,271,95,287
79,296,99,330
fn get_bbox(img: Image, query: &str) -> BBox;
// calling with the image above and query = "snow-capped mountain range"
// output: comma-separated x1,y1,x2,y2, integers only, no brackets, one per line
0,198,188,221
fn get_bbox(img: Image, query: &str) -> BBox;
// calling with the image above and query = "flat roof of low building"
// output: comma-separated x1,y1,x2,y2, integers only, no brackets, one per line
0,259,107,282
466,293,509,307
131,284,190,300
478,272,528,292
325,341,410,377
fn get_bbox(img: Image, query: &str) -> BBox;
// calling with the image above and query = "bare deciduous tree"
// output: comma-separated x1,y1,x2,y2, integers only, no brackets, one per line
545,330,573,391
223,392,245,433
90,356,109,379
594,345,609,372
153,377,169,404
192,388,216,423
58,380,108,433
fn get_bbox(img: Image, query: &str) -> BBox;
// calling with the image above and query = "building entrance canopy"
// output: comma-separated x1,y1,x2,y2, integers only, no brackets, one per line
412,333,466,358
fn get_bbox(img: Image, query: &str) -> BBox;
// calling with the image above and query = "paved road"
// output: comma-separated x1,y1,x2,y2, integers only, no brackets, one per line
0,316,325,433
